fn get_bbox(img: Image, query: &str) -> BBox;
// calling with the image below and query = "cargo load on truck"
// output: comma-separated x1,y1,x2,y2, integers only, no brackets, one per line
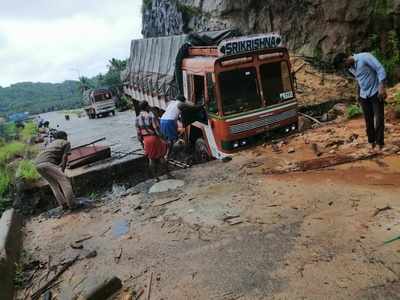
123,30,298,161
121,30,239,109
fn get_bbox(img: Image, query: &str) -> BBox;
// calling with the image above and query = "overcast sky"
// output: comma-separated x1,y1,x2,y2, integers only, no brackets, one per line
0,0,142,87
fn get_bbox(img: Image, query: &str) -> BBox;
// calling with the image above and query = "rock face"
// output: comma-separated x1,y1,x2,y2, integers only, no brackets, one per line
142,0,400,59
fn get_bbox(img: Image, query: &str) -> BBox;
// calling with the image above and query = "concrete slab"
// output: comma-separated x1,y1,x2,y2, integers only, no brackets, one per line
0,209,23,300
149,179,185,194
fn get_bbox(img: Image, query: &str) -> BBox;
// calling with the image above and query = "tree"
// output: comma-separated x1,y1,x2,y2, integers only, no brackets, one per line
78,76,93,93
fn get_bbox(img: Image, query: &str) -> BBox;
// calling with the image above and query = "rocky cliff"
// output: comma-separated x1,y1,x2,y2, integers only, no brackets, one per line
142,0,400,59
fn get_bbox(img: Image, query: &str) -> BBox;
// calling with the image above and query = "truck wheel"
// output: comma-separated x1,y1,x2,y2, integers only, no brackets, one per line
194,138,211,163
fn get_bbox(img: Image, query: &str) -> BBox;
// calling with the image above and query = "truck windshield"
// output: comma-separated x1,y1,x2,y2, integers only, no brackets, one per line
260,61,294,106
219,67,261,115
94,93,112,102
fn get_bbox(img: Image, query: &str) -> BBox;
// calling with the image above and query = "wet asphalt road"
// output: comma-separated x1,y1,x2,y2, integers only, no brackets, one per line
40,110,141,156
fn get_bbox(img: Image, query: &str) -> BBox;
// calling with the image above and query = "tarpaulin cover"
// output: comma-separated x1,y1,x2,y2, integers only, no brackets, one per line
123,29,240,100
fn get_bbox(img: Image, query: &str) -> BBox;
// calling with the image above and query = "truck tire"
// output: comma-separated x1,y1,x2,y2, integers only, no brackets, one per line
194,138,211,163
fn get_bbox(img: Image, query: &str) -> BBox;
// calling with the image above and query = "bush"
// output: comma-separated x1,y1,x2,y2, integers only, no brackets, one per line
1,123,18,141
347,104,363,119
16,160,40,182
0,142,26,165
20,122,38,142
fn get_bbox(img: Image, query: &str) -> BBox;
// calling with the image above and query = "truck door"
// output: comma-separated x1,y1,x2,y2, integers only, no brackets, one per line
181,74,208,127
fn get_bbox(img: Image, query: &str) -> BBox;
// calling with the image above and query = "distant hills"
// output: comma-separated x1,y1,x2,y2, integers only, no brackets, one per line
0,81,83,117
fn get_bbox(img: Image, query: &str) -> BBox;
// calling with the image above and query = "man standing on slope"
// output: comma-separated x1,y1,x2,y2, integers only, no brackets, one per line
333,52,387,151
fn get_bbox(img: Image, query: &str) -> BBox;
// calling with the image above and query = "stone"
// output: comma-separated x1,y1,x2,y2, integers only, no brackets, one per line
149,179,185,194
288,147,296,153
331,103,347,115
298,116,313,132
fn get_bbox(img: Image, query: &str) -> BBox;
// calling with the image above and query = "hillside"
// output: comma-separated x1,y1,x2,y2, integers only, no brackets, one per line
142,0,400,62
0,81,83,117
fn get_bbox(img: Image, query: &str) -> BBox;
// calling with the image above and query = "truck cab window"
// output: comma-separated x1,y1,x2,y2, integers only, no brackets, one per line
260,61,294,106
206,73,218,114
219,67,261,115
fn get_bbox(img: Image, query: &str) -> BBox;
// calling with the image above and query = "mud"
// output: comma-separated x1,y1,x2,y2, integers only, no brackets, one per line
18,104,400,299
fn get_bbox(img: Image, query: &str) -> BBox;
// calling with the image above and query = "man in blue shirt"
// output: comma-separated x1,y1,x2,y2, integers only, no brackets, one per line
334,52,387,150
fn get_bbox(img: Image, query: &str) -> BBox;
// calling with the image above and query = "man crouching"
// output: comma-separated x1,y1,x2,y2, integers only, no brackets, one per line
35,131,75,210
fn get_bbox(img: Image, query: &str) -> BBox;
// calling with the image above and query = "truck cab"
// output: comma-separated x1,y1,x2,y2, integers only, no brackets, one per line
181,36,297,160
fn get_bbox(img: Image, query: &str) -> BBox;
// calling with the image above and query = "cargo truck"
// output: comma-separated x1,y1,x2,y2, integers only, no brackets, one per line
122,30,298,161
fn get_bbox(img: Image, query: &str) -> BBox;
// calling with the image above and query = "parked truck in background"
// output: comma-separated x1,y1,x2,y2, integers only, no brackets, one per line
122,30,298,161
83,88,116,119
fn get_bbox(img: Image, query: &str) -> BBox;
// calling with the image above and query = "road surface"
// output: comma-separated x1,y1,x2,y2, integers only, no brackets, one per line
40,110,141,156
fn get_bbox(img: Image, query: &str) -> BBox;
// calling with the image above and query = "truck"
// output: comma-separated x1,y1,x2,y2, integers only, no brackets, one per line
122,30,298,161
83,88,116,119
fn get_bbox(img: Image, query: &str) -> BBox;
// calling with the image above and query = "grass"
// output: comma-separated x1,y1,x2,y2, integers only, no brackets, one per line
16,160,40,182
347,104,363,119
0,142,26,165
0,168,10,197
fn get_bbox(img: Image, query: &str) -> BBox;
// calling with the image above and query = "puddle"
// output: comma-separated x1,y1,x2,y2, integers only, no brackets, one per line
112,219,130,238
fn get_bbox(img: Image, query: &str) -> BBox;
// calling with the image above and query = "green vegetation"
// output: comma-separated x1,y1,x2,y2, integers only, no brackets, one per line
371,34,400,83
142,0,152,12
347,104,363,119
20,122,39,142
0,142,26,165
369,0,400,84
0,122,39,215
0,168,10,198
0,81,83,117
79,58,129,110
1,122,18,141
16,160,40,182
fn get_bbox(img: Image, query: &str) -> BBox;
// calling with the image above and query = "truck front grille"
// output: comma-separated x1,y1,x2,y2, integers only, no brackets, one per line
229,109,297,134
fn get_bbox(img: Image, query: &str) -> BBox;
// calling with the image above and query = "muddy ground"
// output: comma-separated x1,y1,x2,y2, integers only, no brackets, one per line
18,111,400,299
